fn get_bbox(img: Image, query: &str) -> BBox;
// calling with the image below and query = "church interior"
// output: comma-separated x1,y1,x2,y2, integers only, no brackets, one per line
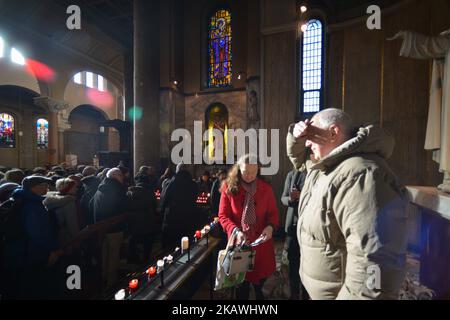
0,0,449,301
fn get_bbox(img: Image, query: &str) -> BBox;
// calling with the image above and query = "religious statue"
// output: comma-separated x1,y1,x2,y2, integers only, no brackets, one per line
247,90,260,129
389,28,450,193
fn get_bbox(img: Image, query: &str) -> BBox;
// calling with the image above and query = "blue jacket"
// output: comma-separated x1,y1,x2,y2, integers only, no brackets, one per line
12,188,59,266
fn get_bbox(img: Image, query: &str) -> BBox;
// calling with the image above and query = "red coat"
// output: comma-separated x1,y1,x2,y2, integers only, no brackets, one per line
219,178,279,283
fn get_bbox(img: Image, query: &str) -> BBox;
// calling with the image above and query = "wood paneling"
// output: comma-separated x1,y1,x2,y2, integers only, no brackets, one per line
343,26,382,125
262,0,296,29
324,0,447,187
263,30,297,221
326,30,345,109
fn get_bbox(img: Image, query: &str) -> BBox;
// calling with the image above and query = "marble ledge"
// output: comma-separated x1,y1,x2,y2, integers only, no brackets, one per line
406,186,450,221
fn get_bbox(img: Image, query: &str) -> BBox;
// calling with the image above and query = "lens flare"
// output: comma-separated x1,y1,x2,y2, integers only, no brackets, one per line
128,106,143,121
86,88,114,109
25,59,56,82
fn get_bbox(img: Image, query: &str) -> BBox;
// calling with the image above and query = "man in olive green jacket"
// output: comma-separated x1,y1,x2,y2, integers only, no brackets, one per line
287,108,408,300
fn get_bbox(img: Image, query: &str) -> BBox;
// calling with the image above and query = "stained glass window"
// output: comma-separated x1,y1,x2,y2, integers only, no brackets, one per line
37,118,49,149
301,19,323,114
0,113,15,148
208,9,232,88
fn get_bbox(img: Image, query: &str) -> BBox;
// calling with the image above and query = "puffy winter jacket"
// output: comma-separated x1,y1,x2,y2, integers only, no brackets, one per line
287,124,408,300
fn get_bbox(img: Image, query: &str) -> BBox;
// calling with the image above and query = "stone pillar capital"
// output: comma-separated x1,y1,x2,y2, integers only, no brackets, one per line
34,96,70,113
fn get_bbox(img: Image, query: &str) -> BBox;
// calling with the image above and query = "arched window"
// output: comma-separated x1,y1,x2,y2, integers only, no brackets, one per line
11,47,25,65
205,104,228,162
0,113,15,148
208,9,232,88
37,118,49,149
73,71,107,92
300,19,324,115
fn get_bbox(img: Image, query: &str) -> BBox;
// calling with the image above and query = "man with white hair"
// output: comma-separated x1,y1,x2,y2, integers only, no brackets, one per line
287,108,408,300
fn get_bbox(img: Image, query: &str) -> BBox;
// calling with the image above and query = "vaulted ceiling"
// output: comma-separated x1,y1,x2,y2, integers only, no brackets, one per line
0,0,403,76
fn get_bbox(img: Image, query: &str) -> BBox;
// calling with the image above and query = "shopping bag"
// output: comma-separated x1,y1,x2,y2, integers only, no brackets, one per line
222,244,255,276
214,249,246,291
214,228,252,290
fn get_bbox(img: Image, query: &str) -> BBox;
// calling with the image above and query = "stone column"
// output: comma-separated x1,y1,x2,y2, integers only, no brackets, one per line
133,0,161,172
123,48,134,122
34,97,69,165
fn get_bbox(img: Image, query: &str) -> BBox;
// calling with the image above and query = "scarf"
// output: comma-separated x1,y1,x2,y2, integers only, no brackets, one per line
241,180,257,232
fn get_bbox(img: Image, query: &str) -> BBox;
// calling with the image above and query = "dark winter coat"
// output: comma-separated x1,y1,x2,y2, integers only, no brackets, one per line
160,171,200,246
80,175,101,225
127,185,160,235
91,178,128,232
210,178,223,216
11,188,59,267
280,170,306,235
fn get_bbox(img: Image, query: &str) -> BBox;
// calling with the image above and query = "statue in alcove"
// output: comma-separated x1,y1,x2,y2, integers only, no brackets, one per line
247,90,260,129
389,28,450,193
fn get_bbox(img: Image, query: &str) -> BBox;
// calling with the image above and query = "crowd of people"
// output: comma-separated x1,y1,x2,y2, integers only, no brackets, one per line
0,162,225,299
0,108,409,300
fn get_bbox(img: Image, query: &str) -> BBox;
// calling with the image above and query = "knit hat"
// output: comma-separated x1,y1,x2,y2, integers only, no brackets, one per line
82,166,97,177
22,175,53,190
4,169,25,185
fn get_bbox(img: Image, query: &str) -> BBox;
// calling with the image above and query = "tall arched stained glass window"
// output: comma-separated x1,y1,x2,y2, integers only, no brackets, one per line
37,118,49,149
0,113,15,148
208,9,232,88
301,19,324,114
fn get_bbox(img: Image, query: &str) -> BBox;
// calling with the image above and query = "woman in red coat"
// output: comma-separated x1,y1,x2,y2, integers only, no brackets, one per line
219,154,279,300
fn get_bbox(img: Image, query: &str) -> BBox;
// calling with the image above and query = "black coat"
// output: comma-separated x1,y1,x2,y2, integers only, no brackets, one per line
91,178,128,227
281,170,306,235
160,171,200,246
10,188,59,267
210,178,222,216
127,185,160,235
80,175,101,226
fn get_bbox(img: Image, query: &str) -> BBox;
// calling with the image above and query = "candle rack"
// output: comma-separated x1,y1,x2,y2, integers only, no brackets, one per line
112,219,220,300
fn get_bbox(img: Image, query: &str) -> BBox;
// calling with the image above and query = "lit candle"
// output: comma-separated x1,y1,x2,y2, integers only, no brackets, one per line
204,225,211,233
181,237,189,252
167,255,173,264
115,289,126,300
147,266,156,277
195,230,202,239
201,229,206,237
157,259,164,273
214,217,219,223
129,279,138,290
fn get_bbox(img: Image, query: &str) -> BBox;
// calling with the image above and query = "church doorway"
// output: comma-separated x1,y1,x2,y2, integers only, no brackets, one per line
65,105,108,165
